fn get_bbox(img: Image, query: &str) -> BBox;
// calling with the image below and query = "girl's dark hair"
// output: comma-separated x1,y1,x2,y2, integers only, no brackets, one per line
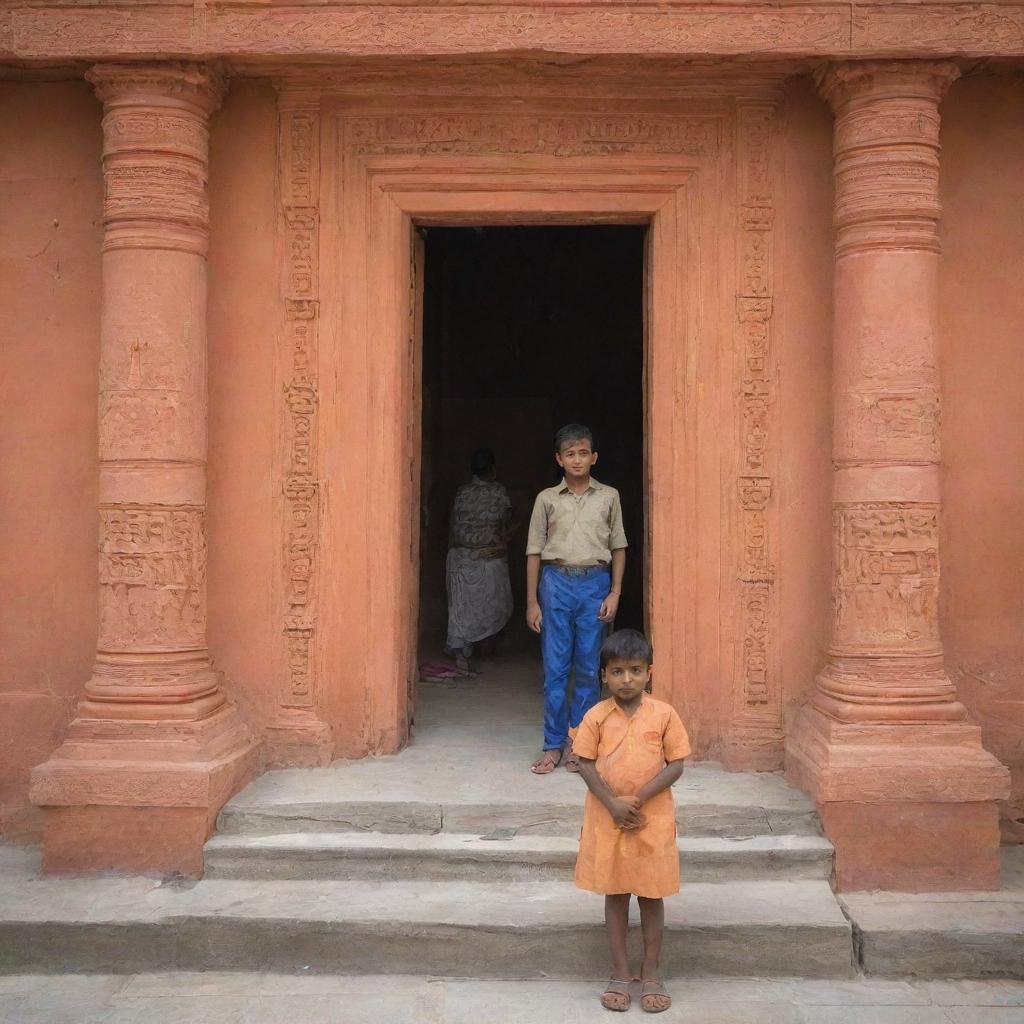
600,628,654,668
471,447,496,476
554,423,593,452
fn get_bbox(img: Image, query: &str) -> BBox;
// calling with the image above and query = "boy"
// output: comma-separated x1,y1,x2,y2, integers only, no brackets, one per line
526,424,627,774
574,629,690,1013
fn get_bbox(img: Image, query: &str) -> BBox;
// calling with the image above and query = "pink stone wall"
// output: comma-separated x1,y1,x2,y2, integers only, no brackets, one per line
2,72,1022,840
776,77,835,718
206,79,280,730
940,74,1024,842
0,81,102,836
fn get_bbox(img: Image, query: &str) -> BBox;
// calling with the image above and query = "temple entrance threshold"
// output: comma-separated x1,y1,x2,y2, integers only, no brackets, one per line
202,661,853,973
208,657,832,880
416,225,646,696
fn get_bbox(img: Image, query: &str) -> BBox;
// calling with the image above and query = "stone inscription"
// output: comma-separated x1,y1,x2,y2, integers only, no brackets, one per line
99,505,206,651
833,502,940,652
734,103,779,721
346,114,718,157
279,99,323,708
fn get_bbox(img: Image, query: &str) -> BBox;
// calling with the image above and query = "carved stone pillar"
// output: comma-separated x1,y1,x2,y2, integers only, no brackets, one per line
786,61,1009,891
30,63,258,875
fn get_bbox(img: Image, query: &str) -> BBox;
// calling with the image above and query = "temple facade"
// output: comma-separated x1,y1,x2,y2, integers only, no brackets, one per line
1,2,1023,891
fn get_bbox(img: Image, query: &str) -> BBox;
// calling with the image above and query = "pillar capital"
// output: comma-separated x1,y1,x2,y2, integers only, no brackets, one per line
819,60,961,260
86,61,225,117
87,62,224,257
814,60,960,114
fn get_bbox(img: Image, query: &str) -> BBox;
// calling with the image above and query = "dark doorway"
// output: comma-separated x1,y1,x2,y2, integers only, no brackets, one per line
418,225,646,665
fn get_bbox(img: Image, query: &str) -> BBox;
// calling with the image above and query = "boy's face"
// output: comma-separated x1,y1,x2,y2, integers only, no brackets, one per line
602,656,651,704
556,438,598,481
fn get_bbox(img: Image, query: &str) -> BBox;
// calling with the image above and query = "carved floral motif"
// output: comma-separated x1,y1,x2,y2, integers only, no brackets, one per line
278,98,323,709
733,103,779,726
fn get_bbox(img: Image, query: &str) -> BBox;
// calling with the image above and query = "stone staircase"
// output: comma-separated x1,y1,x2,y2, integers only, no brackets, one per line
185,759,855,978
3,670,1020,981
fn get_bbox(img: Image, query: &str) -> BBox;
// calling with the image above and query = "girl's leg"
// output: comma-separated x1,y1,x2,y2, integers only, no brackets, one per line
602,893,632,1010
637,897,671,1011
605,893,631,978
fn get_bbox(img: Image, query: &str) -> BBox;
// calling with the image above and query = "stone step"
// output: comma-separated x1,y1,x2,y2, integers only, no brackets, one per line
217,798,821,840
204,831,834,882
0,869,853,978
215,761,822,840
840,882,1024,979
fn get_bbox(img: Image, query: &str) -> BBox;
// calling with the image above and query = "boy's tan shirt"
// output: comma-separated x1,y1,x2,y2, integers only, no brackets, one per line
526,477,628,566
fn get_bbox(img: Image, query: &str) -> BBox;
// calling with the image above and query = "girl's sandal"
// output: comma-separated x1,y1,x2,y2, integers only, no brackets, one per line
600,978,632,1012
640,979,671,1013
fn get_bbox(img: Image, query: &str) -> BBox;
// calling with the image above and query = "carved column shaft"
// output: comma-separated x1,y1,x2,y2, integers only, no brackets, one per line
815,61,962,722
85,63,224,720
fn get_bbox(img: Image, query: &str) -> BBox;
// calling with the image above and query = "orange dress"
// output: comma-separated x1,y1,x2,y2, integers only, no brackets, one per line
573,695,691,898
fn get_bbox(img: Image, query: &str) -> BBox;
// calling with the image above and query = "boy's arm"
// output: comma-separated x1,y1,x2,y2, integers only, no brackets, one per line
526,553,542,633
598,547,626,623
635,760,686,806
577,757,645,829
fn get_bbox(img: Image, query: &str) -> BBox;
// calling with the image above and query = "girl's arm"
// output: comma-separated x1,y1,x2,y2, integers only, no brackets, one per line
635,759,686,806
577,757,645,829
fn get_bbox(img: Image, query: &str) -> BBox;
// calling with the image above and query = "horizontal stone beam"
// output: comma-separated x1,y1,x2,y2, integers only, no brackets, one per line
2,2,1024,63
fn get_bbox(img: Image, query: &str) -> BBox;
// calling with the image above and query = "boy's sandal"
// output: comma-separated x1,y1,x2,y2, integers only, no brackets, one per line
530,748,562,774
600,978,632,1012
640,980,671,1013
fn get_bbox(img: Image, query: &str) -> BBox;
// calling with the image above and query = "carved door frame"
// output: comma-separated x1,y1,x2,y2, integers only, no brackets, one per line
274,95,783,764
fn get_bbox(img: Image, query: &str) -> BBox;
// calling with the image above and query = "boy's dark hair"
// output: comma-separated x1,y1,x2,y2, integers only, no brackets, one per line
470,447,496,476
600,628,654,668
554,423,594,452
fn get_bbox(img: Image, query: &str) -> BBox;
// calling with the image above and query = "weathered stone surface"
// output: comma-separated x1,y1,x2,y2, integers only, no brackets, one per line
841,849,1024,979
5,1,1024,61
217,759,819,839
0,871,852,978
204,831,833,882
2,973,1024,1023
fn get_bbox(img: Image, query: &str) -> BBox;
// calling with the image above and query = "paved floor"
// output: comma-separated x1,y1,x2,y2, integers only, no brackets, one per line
227,653,815,818
2,974,1024,1023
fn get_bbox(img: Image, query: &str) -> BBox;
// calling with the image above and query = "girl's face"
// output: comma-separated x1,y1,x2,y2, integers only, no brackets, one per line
602,657,651,704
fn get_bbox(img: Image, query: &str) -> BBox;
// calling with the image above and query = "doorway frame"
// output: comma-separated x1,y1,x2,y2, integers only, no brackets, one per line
321,153,711,754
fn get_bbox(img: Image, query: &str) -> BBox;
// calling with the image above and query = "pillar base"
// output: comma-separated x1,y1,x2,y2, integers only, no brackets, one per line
30,703,259,876
786,704,1010,891
264,710,334,768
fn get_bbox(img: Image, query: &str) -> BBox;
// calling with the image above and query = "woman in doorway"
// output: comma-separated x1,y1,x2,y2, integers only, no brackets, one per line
446,448,515,674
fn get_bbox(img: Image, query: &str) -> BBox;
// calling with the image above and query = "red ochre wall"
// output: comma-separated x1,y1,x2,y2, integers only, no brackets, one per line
776,77,835,724
0,81,102,837
1,72,1022,838
940,73,1024,843
206,79,281,731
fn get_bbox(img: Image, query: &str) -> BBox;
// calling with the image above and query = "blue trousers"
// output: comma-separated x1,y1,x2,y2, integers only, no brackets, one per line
539,565,610,750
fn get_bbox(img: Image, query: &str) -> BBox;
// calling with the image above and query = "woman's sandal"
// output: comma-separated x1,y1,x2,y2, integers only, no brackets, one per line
640,979,671,1013
600,978,632,1012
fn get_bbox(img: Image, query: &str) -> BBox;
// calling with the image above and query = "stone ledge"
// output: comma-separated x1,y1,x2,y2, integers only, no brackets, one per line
0,872,853,978
3,3,1024,63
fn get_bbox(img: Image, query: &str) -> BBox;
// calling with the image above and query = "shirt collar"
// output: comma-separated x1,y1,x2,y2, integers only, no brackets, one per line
558,477,600,495
609,693,647,717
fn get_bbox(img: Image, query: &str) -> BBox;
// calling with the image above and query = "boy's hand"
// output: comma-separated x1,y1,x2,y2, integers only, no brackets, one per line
526,601,543,634
598,591,620,623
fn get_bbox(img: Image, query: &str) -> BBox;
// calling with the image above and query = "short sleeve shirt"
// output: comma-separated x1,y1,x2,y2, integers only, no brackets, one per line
525,478,628,566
